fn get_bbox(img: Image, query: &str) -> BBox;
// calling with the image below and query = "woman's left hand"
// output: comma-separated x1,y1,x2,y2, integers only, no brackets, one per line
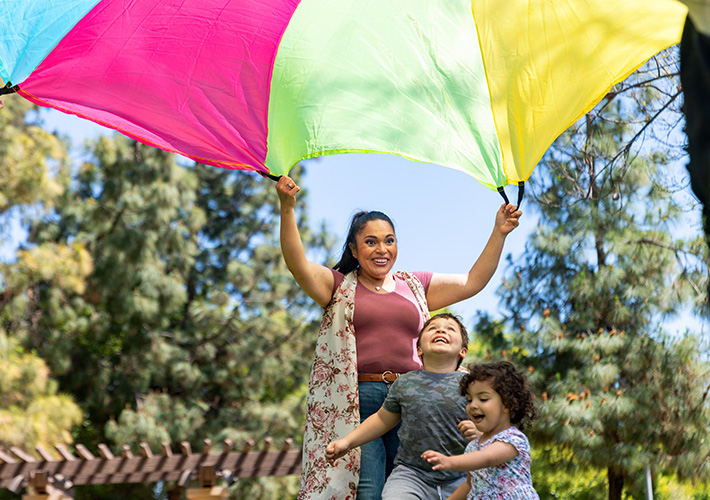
495,203,522,235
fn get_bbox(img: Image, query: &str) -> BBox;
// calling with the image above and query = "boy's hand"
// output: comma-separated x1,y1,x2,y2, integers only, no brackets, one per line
325,439,351,464
494,203,521,235
421,450,453,471
457,419,481,441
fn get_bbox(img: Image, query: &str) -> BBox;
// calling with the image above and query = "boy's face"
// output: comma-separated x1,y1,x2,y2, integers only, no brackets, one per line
417,317,467,362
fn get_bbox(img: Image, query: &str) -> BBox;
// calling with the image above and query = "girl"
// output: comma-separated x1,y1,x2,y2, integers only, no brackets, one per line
421,360,539,500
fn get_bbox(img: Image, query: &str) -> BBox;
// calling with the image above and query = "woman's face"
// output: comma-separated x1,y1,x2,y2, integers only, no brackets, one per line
349,220,397,280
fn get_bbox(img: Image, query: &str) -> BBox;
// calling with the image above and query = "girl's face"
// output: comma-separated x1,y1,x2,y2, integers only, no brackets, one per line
349,220,397,280
465,379,511,442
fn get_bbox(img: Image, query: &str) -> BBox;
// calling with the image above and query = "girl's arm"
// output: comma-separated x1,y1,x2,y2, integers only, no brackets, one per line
276,176,334,307
425,204,521,311
326,407,401,463
421,441,518,472
447,473,471,500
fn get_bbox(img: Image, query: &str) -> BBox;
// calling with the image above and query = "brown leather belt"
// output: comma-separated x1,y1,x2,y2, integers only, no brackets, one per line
358,371,400,383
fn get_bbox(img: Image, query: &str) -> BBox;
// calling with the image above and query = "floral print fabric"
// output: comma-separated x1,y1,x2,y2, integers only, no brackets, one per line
298,270,429,499
465,426,539,500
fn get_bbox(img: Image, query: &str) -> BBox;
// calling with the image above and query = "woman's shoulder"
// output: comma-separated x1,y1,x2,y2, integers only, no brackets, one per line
330,268,345,290
394,271,433,290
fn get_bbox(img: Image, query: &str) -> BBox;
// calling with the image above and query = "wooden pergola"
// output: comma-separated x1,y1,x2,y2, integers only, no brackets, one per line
0,438,302,499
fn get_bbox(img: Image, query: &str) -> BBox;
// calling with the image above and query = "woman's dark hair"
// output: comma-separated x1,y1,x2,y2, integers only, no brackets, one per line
459,360,539,430
333,211,395,274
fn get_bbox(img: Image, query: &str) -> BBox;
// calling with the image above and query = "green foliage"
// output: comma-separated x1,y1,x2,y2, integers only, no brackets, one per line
1,122,333,497
0,95,68,218
474,50,710,500
0,332,82,452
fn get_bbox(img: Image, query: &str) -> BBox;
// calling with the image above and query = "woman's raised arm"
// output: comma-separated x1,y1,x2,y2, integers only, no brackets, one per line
425,204,521,311
276,176,335,307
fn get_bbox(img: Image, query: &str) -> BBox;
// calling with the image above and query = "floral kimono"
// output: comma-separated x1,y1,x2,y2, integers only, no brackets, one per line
298,270,429,499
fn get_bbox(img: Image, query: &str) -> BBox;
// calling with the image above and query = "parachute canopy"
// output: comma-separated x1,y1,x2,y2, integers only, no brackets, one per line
0,0,687,190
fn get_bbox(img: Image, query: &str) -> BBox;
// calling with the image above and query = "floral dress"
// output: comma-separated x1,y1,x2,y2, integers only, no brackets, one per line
298,270,429,500
466,426,539,500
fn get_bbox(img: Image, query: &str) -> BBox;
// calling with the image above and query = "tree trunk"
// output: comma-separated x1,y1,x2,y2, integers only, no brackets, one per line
608,466,624,500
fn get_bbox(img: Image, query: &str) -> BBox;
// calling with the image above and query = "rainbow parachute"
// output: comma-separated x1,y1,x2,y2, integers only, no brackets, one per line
0,0,687,191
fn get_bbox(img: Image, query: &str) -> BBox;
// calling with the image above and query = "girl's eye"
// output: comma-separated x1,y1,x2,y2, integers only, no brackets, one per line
386,238,395,244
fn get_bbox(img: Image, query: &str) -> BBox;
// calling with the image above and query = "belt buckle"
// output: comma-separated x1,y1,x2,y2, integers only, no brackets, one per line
382,370,394,383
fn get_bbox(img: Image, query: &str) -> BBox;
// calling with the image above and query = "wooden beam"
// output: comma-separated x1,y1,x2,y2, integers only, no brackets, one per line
139,443,153,458
54,445,76,462
74,445,95,461
0,441,303,489
34,447,54,462
97,445,114,460
10,448,35,463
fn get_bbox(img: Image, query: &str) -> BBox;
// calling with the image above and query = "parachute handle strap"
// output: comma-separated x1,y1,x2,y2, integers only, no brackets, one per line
258,171,281,182
0,81,20,96
496,186,510,205
497,182,525,209
516,181,525,209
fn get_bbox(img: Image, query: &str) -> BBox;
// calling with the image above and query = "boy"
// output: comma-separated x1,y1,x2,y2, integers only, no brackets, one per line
326,313,471,499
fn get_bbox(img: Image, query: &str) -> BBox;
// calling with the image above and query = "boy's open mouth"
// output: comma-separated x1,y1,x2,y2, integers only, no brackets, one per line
472,415,484,424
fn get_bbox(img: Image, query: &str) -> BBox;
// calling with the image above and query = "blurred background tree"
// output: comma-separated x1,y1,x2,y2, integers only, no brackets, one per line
0,94,333,499
471,50,709,500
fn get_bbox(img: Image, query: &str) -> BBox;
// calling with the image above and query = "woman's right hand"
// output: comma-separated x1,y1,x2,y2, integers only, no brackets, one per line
275,175,300,210
325,439,351,464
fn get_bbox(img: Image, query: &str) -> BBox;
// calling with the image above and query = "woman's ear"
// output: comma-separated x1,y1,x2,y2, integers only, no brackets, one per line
348,242,358,259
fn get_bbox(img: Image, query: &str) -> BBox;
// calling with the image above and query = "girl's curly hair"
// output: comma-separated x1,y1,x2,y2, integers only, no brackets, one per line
459,360,538,430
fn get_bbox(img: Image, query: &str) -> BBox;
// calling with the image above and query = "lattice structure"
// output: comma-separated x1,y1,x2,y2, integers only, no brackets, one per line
0,438,302,499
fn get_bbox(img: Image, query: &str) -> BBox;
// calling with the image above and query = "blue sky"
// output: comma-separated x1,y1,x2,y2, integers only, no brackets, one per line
19,108,706,334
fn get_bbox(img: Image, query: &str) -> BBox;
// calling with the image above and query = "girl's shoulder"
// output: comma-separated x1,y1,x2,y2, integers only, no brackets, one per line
480,427,530,454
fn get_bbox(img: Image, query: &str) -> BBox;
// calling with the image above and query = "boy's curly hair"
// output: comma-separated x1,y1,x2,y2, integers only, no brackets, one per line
459,360,538,430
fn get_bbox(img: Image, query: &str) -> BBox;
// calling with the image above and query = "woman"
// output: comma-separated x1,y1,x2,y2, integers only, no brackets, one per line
276,175,521,500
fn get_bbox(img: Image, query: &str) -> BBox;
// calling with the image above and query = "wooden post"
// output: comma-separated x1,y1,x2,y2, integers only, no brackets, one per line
185,466,228,499
22,471,74,500
184,487,228,500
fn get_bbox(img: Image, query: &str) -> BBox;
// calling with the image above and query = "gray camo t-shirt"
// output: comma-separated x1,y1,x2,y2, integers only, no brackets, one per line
383,370,468,485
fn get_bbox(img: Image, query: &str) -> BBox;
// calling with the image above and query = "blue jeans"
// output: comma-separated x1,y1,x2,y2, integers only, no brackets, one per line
357,381,401,500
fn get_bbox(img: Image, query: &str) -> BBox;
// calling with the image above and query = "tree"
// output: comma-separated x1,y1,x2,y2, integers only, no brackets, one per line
0,95,67,220
0,332,82,450
474,50,710,499
1,129,332,498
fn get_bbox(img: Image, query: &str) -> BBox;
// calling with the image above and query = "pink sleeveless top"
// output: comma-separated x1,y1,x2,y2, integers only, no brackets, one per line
330,269,432,373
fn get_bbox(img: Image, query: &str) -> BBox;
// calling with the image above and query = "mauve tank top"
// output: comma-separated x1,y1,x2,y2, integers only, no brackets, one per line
330,269,432,373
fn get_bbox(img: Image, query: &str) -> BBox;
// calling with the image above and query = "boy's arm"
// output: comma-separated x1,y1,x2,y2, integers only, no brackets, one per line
326,407,401,463
421,441,518,472
446,473,471,500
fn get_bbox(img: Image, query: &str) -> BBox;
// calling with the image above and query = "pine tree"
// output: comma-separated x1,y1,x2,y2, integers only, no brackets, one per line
2,131,333,499
476,51,710,499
